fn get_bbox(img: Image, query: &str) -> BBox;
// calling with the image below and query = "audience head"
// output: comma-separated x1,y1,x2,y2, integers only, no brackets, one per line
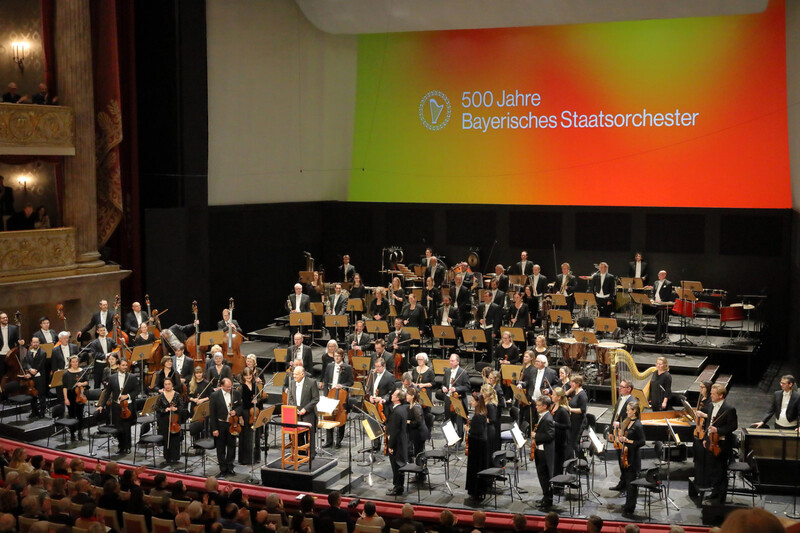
176,512,191,528
545,512,559,528
440,509,455,527
719,508,784,533
328,491,341,507
586,515,604,533
187,501,203,520
401,503,414,519
206,476,219,492
624,525,640,533
511,513,526,531
364,501,377,517
300,494,315,513
472,510,486,527
0,513,15,533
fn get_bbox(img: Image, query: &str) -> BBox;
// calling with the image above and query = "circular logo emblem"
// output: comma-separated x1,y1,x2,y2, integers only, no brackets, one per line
419,91,452,131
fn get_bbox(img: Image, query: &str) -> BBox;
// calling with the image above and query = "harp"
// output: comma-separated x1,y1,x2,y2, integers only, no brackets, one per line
610,349,657,409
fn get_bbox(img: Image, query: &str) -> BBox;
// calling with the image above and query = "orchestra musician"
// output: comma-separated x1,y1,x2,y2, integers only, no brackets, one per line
493,264,509,292
172,344,194,388
187,366,211,440
488,278,507,308
320,349,354,448
155,377,186,465
339,254,355,283
483,384,501,455
648,356,672,412
62,355,89,441
554,262,578,311
21,337,48,419
533,396,556,509
287,366,319,455
411,353,435,395
369,287,390,322
217,308,242,334
465,393,489,501
385,388,409,496
96,359,138,454
566,375,588,457
205,350,233,388
400,293,426,329
650,270,673,341
371,339,394,375
32,316,57,345
386,317,412,372
425,257,446,288
50,332,81,379
518,353,560,426
327,283,348,342
306,271,325,303
510,251,534,277
366,357,394,452
589,262,616,317
238,366,262,464
152,355,185,394
123,302,150,338
290,332,313,373
389,277,405,314
507,291,530,330
608,380,635,491
476,290,501,350
420,247,434,267
533,334,550,359
494,331,520,370
692,380,713,492
100,353,120,389
349,273,366,301
435,293,461,330
133,322,155,346
753,374,799,430
442,354,470,439
628,252,649,283
697,384,738,505
159,321,200,357
347,320,371,358
550,388,571,476
321,340,339,380
406,386,430,464
450,275,472,325
617,401,645,516
522,285,538,323
530,264,549,303
287,283,311,335
421,277,441,325
209,377,243,477
77,299,114,341
88,325,116,389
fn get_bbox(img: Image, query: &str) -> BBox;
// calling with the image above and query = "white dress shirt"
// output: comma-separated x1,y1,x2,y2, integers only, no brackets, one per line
41,329,54,343
777,391,796,427
0,325,9,355
295,379,305,406
332,364,341,387
616,395,631,419
597,273,608,298
533,368,545,400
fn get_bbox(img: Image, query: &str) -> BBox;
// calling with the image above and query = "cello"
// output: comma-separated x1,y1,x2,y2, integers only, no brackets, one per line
3,311,35,398
113,295,129,346
145,294,160,338
223,298,246,375
184,301,205,365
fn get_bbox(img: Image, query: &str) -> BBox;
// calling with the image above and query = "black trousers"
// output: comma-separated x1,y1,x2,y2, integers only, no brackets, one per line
65,392,85,435
215,432,237,472
535,451,553,503
390,451,406,490
622,466,639,512
596,296,613,317
93,361,107,389
29,375,48,415
111,404,134,450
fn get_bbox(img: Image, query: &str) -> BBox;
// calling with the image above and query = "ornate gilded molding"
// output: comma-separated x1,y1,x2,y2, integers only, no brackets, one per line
0,103,76,155
0,227,77,279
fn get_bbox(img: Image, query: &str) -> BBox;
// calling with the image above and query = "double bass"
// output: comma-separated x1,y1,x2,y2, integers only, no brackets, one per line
223,298,246,375
183,301,206,365
112,295,129,346
2,311,35,397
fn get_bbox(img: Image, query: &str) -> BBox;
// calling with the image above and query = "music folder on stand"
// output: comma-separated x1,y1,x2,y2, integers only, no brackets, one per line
460,329,487,366
548,309,572,339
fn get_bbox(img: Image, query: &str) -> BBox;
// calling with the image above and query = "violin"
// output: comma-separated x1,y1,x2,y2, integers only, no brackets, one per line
618,419,631,468
327,382,348,426
621,445,630,469
120,391,132,419
74,366,91,405
364,369,386,423
693,398,706,440
530,421,538,461
228,413,242,436
169,399,181,434
705,408,729,456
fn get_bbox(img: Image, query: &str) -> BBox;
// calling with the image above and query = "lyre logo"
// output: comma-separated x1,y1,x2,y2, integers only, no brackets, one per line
419,90,452,131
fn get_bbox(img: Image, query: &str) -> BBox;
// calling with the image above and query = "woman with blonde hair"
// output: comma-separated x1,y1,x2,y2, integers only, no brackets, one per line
550,387,572,475
482,384,501,454
649,356,672,411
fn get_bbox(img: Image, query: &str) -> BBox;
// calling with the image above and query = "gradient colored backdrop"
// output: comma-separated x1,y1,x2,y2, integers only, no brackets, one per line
349,1,789,208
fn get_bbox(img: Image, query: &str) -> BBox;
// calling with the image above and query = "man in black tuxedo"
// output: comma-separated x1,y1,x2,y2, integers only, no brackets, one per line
701,384,738,504
346,320,371,358
589,262,616,317
628,252,649,283
555,262,578,311
339,255,356,283
608,380,635,491
449,275,472,325
510,251,534,277
518,354,560,428
533,397,556,508
216,308,242,334
123,301,150,338
367,357,395,451
77,299,114,341
209,377,243,476
290,332,313,374
754,374,799,430
50,331,81,374
320,350,354,448
650,270,673,341
386,388,409,495
529,264,548,319
425,256,446,288
287,366,319,455
386,318,412,372
287,283,311,336
160,321,199,357
488,278,507,309
327,283,349,342
442,354,471,438
172,344,195,389
493,264,509,293
32,316,57,345
87,325,117,389
22,337,48,418
435,294,461,329
96,359,139,454
476,290,501,354
0,311,21,357
420,248,434,267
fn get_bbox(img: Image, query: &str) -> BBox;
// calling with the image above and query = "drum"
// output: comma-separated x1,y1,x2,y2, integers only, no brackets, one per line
559,338,586,363
595,342,625,365
671,299,694,318
720,306,745,323
695,301,719,316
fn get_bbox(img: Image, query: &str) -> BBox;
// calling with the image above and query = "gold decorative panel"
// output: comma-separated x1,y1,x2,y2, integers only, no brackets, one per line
0,227,77,279
0,103,76,155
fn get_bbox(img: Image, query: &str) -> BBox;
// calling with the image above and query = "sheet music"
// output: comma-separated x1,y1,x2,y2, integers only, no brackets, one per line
510,422,526,448
317,396,340,414
588,427,605,454
442,420,461,446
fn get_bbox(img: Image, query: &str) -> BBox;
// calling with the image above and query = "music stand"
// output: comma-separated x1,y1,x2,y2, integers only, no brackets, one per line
402,327,421,343
351,356,371,373
450,395,468,420
431,358,449,375
350,381,365,397
510,384,530,406
663,419,682,511
550,294,568,308
253,406,276,477
594,318,617,336
131,344,153,397
199,330,226,347
272,372,286,386
290,312,313,341
508,275,527,290
274,348,288,365
365,320,389,338
673,287,697,347
548,309,573,338
461,329,487,366
360,415,387,485
432,325,456,359
49,369,64,389
41,343,54,359
499,327,525,345
346,299,363,328
629,292,653,344
573,330,598,345
325,314,349,342
298,271,316,284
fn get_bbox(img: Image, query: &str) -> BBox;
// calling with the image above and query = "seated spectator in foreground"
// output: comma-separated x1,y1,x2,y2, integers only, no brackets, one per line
0,513,16,533
719,508,785,533
388,503,424,533
7,204,36,231
171,480,190,501
71,479,94,505
49,497,75,527
264,493,289,527
319,492,353,533
74,503,99,530
1,83,28,103
69,458,91,481
291,494,318,533
8,447,33,473
587,515,604,533
543,512,559,533
511,513,526,532
34,206,51,229
354,500,384,532
471,511,486,533
175,512,192,533
124,486,152,530
20,495,47,521
149,473,171,500
31,83,58,105
437,509,461,533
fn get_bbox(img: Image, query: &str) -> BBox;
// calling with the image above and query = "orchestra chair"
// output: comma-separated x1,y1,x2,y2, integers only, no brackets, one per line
89,419,121,460
152,516,177,533
47,416,79,448
727,448,759,507
96,506,123,533
631,467,667,520
123,512,149,533
302,517,315,533
4,390,33,424
354,525,382,533
398,451,432,502
70,502,83,517
281,405,310,470
550,457,587,515
134,431,164,468
477,449,513,509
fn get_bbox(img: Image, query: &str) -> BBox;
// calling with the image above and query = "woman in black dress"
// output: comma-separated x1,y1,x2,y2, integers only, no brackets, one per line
401,293,426,329
421,277,440,327
62,355,89,442
482,384,501,455
411,353,435,417
550,387,572,476
465,394,490,501
152,355,183,394
649,356,672,411
155,377,185,464
692,380,713,490
494,331,520,368
321,340,338,379
406,387,430,459
369,287,390,322
101,353,120,388
238,367,261,464
619,401,646,515
507,291,530,330
205,351,232,388
187,365,211,440
349,273,366,321
389,277,405,317
566,374,588,457
133,322,154,346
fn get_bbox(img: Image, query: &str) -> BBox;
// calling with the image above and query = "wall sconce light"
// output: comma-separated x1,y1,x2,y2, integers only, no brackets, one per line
11,41,29,73
18,175,30,191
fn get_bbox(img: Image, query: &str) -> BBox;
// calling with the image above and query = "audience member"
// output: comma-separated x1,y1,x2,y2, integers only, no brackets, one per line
97,479,124,523
8,447,33,473
7,204,36,231
586,514,604,533
0,513,16,533
669,527,685,533
150,473,171,500
437,509,460,533
471,510,486,533
355,500,385,531
291,494,319,533
125,486,152,529
0,176,13,231
319,491,353,533
543,512,559,533
1,83,28,103
511,513,526,532
34,206,51,229
175,511,192,533
171,480,190,501
388,503,424,533
20,495,47,521
69,458,90,481
264,493,290,527
75,503,99,530
31,83,58,105
719,508,784,533
71,479,93,505
48,497,75,527
624,525,640,533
